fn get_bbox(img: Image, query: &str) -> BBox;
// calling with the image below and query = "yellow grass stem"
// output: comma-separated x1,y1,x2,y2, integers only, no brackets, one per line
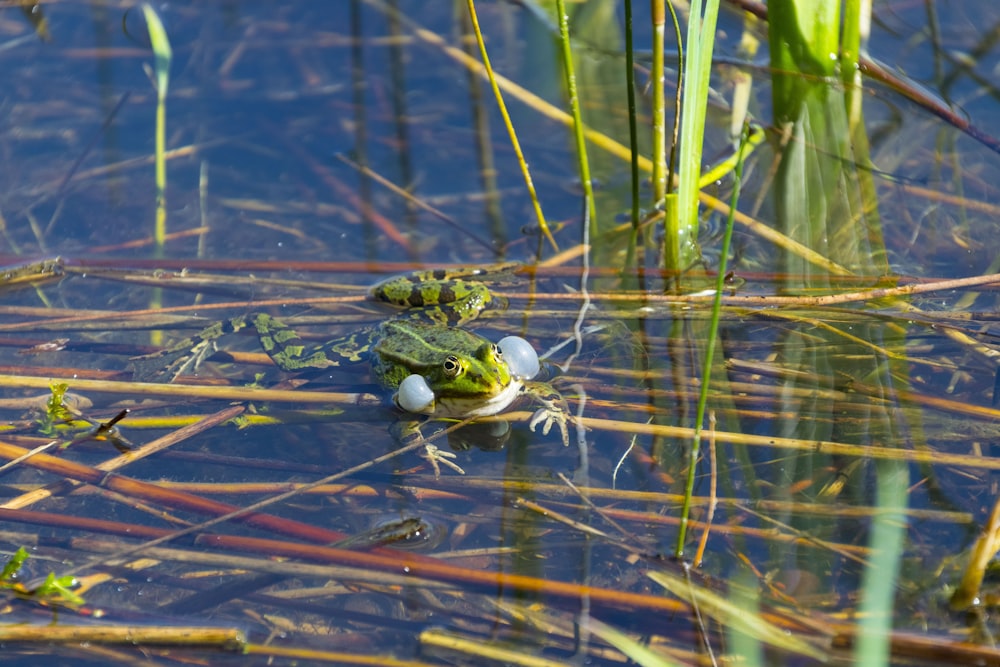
561,414,1000,471
465,0,558,252
0,625,245,650
0,373,369,405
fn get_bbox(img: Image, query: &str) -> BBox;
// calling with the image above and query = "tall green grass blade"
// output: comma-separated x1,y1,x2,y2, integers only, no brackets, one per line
672,0,721,273
553,0,596,237
622,0,641,270
675,123,750,555
769,0,839,118
650,0,667,203
855,456,909,666
663,2,683,200
840,0,866,124
727,570,765,667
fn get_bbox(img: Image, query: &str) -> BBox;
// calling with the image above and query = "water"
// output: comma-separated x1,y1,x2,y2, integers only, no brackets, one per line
0,1,999,664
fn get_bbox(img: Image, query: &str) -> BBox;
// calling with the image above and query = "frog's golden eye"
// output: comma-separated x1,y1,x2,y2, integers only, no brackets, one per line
491,343,503,359
443,355,462,377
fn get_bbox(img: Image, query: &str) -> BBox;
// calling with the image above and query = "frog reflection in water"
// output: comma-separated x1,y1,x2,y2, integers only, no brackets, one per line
131,264,570,475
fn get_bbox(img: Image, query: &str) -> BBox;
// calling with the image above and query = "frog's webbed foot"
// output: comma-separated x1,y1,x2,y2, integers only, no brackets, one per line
393,420,466,477
129,337,218,383
129,316,265,382
524,382,571,447
421,443,465,478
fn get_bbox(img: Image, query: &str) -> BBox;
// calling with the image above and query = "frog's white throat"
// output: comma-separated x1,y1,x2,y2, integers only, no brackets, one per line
410,378,524,419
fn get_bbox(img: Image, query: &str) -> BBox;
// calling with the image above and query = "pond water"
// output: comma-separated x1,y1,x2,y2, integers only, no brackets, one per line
1,1,1000,665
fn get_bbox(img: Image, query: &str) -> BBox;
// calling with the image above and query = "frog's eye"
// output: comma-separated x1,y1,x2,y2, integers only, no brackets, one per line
443,354,463,378
491,343,503,359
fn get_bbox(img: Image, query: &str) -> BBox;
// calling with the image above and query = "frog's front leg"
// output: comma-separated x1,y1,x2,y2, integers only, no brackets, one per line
522,381,571,447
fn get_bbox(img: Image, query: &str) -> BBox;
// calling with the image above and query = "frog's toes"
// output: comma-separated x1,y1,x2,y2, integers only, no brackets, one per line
130,338,217,382
529,406,570,447
421,444,465,477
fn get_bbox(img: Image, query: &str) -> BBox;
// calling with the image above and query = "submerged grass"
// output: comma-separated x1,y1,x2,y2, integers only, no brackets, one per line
140,3,171,257
4,256,1000,662
140,3,172,350
0,260,1000,664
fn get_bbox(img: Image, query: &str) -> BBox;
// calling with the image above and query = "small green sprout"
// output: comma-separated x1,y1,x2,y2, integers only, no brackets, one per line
33,572,85,607
37,382,85,437
1,546,85,607
1,546,29,582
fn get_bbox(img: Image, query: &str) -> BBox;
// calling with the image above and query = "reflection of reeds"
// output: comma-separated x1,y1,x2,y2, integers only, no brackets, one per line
768,3,908,665
463,0,557,252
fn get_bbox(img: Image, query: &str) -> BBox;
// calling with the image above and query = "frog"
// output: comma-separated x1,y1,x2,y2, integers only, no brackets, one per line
130,264,570,475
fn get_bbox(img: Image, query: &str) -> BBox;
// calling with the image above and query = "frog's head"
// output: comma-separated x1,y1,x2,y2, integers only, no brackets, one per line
396,342,522,419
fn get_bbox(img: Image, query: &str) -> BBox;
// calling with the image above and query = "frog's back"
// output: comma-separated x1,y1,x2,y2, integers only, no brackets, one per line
370,320,492,389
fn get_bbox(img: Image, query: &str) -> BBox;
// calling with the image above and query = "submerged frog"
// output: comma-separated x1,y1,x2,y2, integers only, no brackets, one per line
131,264,569,475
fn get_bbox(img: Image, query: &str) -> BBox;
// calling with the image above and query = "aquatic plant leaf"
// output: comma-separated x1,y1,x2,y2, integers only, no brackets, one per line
586,616,686,667
141,4,173,94
647,569,828,661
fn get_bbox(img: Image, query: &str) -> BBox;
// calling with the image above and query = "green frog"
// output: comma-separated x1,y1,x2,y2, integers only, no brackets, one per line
131,264,570,475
